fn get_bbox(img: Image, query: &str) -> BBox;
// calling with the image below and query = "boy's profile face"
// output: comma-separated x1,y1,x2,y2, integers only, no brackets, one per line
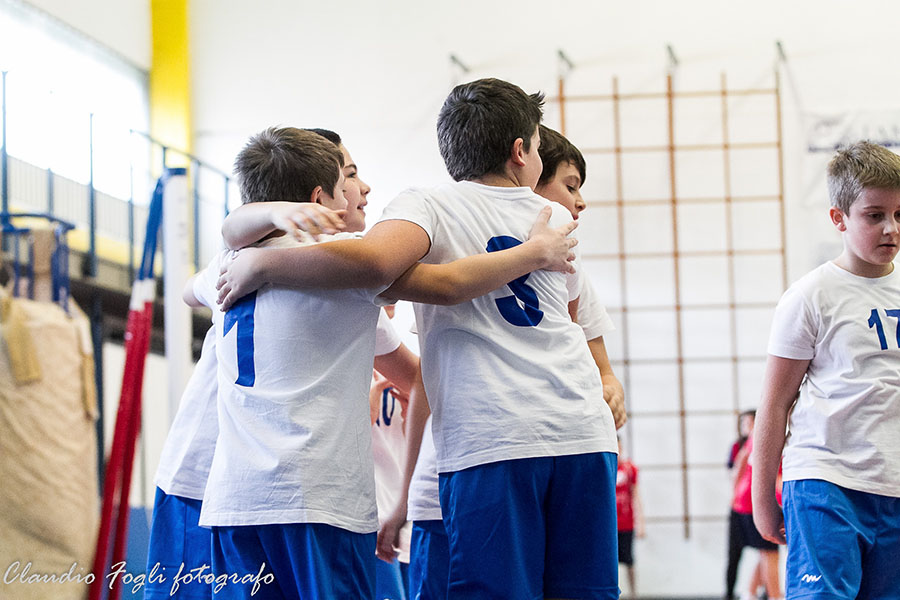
830,186,900,277
522,127,543,190
339,144,370,233
317,167,348,213
535,161,585,219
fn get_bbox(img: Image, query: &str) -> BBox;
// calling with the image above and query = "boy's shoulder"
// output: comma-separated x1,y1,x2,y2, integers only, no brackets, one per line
790,261,899,297
255,231,360,250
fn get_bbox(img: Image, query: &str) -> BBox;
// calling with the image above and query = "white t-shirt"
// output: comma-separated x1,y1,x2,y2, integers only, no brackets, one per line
406,276,617,519
577,279,615,341
380,181,617,473
154,326,218,500
371,384,412,561
767,261,900,498
195,234,395,532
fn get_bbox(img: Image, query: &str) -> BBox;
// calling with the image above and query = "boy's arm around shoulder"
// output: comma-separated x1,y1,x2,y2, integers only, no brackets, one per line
217,219,430,310
380,206,578,305
751,354,808,545
221,201,346,249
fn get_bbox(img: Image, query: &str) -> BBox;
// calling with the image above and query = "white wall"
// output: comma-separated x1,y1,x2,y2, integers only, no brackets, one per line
23,0,150,69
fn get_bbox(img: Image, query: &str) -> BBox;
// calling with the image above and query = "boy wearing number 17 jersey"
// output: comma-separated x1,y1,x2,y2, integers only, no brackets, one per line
753,141,900,600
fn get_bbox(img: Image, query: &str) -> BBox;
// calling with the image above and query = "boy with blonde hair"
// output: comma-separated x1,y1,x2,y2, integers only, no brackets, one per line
753,141,900,600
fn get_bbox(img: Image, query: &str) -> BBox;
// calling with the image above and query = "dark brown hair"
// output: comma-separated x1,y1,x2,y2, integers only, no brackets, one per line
234,127,343,204
437,78,544,181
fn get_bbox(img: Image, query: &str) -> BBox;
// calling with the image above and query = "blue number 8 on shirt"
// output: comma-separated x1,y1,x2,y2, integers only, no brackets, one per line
486,236,543,327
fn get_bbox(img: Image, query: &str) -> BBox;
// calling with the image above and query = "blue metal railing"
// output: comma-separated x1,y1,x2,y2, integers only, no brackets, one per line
0,69,234,489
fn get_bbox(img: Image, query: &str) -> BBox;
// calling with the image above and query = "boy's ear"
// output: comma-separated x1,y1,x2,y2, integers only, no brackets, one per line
829,206,847,231
309,185,325,205
510,137,527,167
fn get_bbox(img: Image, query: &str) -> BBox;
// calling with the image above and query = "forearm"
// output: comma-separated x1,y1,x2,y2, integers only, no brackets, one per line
588,336,615,379
395,369,431,515
588,336,627,429
382,242,547,305
633,487,646,531
751,405,790,508
373,346,419,397
221,202,283,250
253,240,395,289
751,355,807,509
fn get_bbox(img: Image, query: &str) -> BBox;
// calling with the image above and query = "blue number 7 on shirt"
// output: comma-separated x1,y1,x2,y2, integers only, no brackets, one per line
224,291,257,386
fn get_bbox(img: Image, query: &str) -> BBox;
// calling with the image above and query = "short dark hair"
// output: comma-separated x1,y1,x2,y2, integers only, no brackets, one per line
437,78,544,181
306,128,342,147
234,127,343,204
827,141,900,213
537,125,586,186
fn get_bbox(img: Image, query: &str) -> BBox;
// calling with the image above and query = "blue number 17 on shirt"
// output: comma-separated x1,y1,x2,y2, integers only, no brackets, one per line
868,308,900,350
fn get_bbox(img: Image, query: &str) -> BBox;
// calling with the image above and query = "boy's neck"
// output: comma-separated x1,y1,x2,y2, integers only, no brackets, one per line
471,170,532,189
832,252,895,278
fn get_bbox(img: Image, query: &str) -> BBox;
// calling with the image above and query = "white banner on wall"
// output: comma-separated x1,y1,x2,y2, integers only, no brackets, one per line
807,110,900,153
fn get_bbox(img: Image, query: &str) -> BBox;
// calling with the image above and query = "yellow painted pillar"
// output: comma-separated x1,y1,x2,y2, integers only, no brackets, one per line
150,0,191,167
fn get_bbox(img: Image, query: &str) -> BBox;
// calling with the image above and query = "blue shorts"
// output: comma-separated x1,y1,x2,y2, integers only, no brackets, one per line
409,520,450,600
145,487,212,599
439,452,619,600
783,479,900,600
210,523,375,599
375,556,407,600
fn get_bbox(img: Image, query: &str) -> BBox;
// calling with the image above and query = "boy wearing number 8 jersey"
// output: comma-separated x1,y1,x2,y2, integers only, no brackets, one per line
216,79,619,599
193,125,578,600
753,141,900,600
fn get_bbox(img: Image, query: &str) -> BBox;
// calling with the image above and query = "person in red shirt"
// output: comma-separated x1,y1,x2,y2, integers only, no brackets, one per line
727,411,783,600
616,437,645,599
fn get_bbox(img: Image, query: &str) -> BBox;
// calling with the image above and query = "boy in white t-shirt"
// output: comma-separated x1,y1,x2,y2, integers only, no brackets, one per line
376,124,625,599
753,141,900,600
187,127,420,599
216,79,619,599
146,127,420,600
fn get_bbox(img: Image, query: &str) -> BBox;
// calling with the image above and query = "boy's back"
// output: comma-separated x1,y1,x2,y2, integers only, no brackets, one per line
194,236,384,531
382,181,616,472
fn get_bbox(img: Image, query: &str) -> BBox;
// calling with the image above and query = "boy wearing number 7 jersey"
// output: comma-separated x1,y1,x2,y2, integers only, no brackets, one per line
190,126,578,599
753,141,900,600
216,80,620,599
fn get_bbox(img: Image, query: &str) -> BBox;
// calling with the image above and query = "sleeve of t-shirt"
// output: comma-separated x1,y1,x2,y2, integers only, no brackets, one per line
577,278,616,340
766,284,817,360
192,251,225,310
374,309,403,357
377,188,437,259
